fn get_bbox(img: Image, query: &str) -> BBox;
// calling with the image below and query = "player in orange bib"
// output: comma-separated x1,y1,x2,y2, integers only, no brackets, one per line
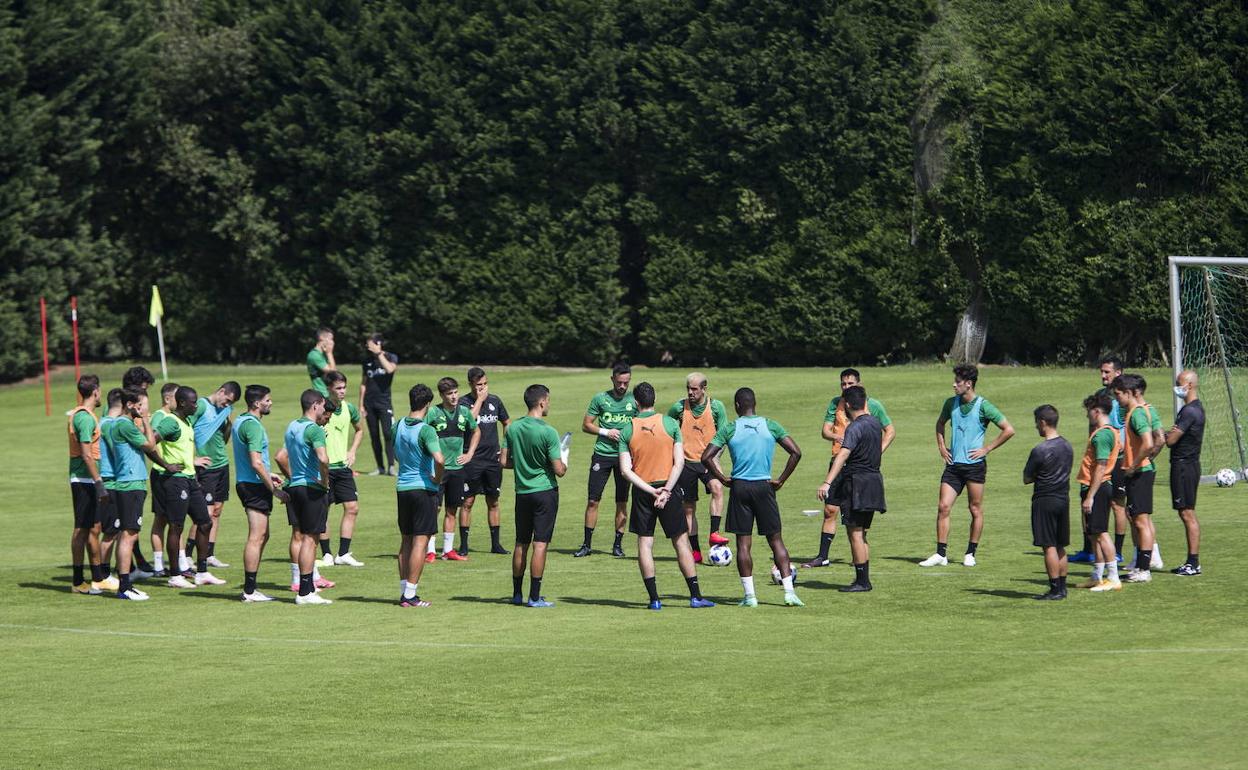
666,372,730,563
67,375,111,594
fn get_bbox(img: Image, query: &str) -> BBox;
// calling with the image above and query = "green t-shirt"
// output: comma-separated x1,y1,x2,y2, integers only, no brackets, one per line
1128,406,1156,473
1080,427,1117,491
586,390,638,456
824,396,892,427
192,397,231,470
665,398,729,428
619,412,682,446
106,419,149,492
938,396,1005,426
307,348,330,396
426,403,479,471
502,416,561,494
326,401,361,467
237,417,267,454
68,410,98,480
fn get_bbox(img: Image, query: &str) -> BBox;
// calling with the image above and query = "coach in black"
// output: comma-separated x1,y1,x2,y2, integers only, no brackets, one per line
1166,370,1205,576
460,367,512,555
360,333,398,475
1023,405,1074,600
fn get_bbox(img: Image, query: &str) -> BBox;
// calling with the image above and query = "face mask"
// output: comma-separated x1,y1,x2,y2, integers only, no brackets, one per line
1173,386,1188,398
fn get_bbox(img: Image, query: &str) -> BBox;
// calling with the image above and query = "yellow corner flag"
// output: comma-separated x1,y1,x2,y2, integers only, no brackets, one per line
149,285,164,327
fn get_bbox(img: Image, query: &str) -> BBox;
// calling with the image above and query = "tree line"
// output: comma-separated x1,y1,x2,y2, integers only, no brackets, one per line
3,0,1245,380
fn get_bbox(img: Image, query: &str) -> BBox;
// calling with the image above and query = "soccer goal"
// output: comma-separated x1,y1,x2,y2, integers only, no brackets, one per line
1169,256,1248,482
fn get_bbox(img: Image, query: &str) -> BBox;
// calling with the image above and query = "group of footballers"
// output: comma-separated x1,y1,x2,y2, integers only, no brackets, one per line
64,326,1206,607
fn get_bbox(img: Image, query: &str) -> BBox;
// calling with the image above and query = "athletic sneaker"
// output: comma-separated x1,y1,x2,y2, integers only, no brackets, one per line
1075,577,1102,589
93,575,120,592
1090,579,1122,592
318,553,335,568
783,592,805,607
367,468,384,476
511,594,525,606
194,571,226,586
441,550,467,562
334,553,365,567
1172,563,1201,576
918,553,948,567
527,597,554,608
1033,590,1066,601
241,590,275,602
399,596,430,608
801,557,831,568
689,597,716,608
611,545,626,558
313,576,335,589
167,575,193,589
708,532,730,546
647,599,662,611
839,582,872,593
491,545,510,555
738,595,758,607
962,554,977,567
572,544,592,558
149,568,168,578
691,550,702,564
118,588,150,601
424,552,435,563
1116,552,1125,564
130,567,155,581
1068,550,1094,563
206,556,230,569
295,592,333,605
1125,570,1152,583
71,582,101,595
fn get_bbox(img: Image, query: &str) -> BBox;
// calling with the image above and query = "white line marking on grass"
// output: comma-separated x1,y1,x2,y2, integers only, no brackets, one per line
2,623,1247,656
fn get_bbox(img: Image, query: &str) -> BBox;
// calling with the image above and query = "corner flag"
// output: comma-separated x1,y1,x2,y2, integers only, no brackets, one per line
150,285,168,380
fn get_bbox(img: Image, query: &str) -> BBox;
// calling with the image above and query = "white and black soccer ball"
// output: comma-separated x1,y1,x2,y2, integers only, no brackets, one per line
770,563,798,585
708,544,732,566
1215,468,1238,487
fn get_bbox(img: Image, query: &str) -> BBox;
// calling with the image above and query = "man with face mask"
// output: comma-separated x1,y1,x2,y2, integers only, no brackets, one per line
1165,371,1205,576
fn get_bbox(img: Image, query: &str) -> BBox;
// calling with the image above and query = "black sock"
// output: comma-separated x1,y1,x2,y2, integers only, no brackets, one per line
854,561,870,585
691,535,702,553
73,565,84,585
966,541,978,556
512,575,523,597
583,527,594,548
208,541,216,558
133,544,153,571
90,563,105,582
459,526,469,553
1048,577,1059,593
936,542,948,558
1137,549,1152,570
320,539,331,556
1058,575,1067,592
529,576,543,602
1081,534,1092,553
299,572,314,596
818,531,835,560
490,525,501,549
685,575,702,600
119,571,132,593
1188,553,1200,568
244,571,258,594
338,537,352,556
710,515,722,534
613,530,624,549
1114,533,1125,555
197,558,207,574
184,539,194,558
643,576,659,602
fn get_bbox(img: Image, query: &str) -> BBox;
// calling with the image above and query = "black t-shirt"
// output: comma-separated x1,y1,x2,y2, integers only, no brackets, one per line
841,414,883,474
460,393,510,462
1171,399,1205,463
1024,437,1073,499
361,352,399,408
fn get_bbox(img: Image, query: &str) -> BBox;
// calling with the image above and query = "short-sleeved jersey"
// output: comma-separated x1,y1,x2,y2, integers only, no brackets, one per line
503,416,562,494
620,411,682,483
284,418,327,488
68,407,101,481
232,413,270,484
586,390,638,456
1125,404,1155,473
361,352,398,408
667,398,727,461
1024,436,1073,499
840,414,884,475
192,397,232,470
938,395,1005,427
426,403,478,470
1171,399,1206,463
325,401,361,467
307,348,330,396
825,396,891,454
460,393,510,462
1077,425,1120,488
395,417,441,492
155,413,196,478
98,415,121,480
104,418,149,491
710,415,789,482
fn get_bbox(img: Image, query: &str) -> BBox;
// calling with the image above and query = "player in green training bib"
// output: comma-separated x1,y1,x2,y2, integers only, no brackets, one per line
573,362,637,558
320,371,366,568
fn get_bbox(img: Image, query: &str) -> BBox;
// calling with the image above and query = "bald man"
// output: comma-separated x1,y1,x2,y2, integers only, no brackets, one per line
1165,370,1205,576
667,372,730,562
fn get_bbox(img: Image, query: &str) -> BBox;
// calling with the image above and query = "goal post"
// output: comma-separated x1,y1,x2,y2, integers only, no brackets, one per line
1169,256,1248,482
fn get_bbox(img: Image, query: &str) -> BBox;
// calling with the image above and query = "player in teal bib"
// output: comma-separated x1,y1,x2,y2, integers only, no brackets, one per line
275,389,333,602
187,381,240,569
394,383,446,606
922,365,1015,569
573,362,637,558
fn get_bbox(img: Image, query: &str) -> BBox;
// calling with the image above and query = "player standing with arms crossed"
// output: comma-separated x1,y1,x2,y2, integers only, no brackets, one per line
573,363,636,558
1166,370,1205,576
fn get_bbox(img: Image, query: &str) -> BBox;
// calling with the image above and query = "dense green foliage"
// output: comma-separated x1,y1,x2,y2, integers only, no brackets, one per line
3,0,1246,378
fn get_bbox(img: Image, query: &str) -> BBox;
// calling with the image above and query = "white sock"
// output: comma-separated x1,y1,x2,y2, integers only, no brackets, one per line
443,532,454,553
781,574,794,592
1092,562,1104,581
290,563,299,583
179,554,189,572
403,582,417,600
153,552,164,571
427,538,436,555
400,579,408,594
741,576,755,597
1107,561,1119,581
313,565,320,581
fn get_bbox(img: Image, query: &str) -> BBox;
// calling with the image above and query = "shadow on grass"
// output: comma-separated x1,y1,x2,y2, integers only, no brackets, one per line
1011,577,1050,586
797,580,851,591
19,582,77,594
449,595,522,605
881,555,928,565
557,596,638,609
367,554,398,561
335,595,402,605
180,590,242,601
964,587,1039,600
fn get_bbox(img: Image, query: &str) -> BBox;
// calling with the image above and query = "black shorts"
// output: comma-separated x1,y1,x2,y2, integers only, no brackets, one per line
440,468,468,509
676,461,715,503
397,489,439,536
236,481,273,514
113,489,146,532
1080,483,1111,534
329,467,358,504
587,453,629,504
840,509,875,529
1125,470,1155,516
1170,460,1200,511
726,479,782,536
1031,495,1069,548
1110,463,1127,500
464,459,503,498
163,476,211,530
940,461,986,495
98,491,120,536
629,486,687,538
286,485,329,534
515,489,559,544
196,465,230,505
150,469,167,516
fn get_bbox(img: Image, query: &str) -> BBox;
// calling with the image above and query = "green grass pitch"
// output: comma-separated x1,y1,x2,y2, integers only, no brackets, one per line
1,364,1245,768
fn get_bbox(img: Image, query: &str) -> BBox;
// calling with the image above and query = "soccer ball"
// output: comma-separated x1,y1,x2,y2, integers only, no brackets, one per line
708,544,732,566
770,563,798,585
1215,468,1238,487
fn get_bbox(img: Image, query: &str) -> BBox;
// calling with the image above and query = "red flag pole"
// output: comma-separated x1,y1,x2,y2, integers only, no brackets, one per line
40,297,51,416
70,295,80,382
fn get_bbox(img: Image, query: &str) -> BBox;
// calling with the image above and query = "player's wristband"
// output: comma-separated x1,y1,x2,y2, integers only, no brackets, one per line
597,427,609,438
